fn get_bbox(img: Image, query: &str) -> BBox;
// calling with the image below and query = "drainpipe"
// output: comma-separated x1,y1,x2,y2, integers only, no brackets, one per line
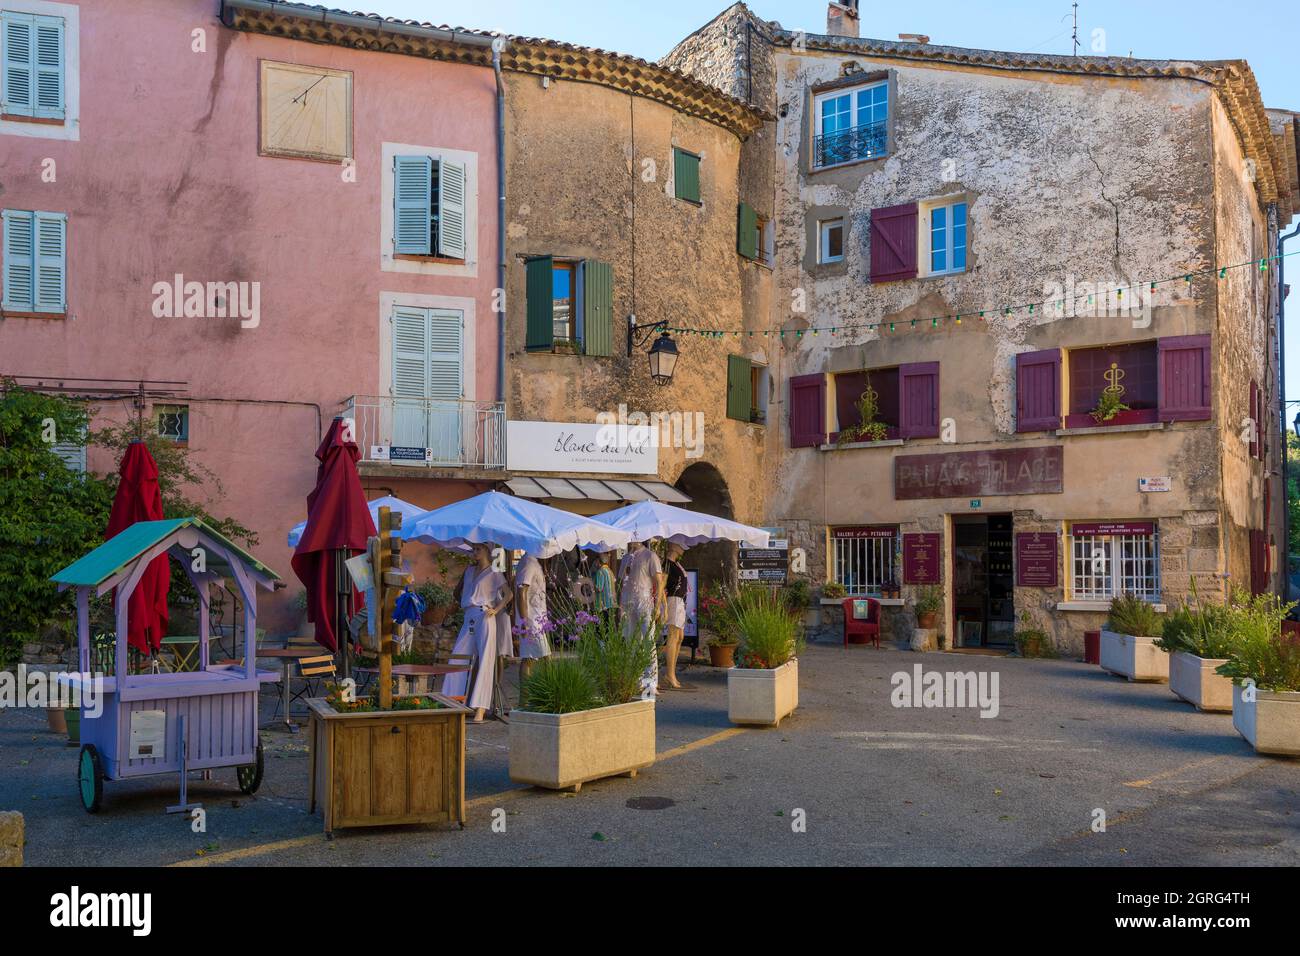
493,39,508,409
1280,220,1299,587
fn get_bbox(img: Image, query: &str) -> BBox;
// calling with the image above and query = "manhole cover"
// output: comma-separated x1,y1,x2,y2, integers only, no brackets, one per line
625,796,676,811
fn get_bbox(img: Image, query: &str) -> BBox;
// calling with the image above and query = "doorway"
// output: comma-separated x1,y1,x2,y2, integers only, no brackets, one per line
951,513,1014,647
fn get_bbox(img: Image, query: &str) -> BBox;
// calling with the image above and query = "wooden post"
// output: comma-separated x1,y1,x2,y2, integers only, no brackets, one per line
377,507,393,711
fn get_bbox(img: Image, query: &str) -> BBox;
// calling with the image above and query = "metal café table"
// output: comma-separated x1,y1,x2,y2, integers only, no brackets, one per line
259,646,325,732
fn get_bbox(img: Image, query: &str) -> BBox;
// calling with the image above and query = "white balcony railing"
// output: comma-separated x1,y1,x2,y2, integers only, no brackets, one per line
342,396,505,469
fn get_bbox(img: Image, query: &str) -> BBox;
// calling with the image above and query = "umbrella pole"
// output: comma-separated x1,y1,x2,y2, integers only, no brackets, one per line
334,549,353,682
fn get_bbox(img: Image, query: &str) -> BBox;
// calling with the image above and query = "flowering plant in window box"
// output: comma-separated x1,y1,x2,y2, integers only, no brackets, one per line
1089,388,1130,424
835,380,890,445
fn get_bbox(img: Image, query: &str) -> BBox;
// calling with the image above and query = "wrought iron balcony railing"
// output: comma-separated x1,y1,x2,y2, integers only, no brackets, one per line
341,395,505,470
814,121,888,168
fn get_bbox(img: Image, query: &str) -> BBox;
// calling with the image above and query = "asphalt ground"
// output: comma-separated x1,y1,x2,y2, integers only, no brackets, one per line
2,637,1296,867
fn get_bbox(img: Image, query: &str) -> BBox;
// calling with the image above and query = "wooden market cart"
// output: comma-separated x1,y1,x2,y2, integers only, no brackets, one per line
51,517,281,813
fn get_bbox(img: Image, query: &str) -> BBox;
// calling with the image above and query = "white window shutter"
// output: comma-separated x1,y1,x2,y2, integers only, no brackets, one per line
2,12,34,117
33,15,63,119
391,306,430,398
436,159,467,260
33,211,65,312
393,155,432,255
51,440,86,473
3,209,34,310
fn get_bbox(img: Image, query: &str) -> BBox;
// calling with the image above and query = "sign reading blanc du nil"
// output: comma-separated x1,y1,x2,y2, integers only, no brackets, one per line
506,421,659,475
894,446,1064,500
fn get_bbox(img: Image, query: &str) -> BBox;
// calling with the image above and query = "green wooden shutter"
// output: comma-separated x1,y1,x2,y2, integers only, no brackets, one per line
33,15,63,119
2,12,34,117
674,149,700,203
583,260,614,357
33,211,65,313
2,210,34,311
436,158,466,260
525,256,554,352
727,355,753,421
393,155,432,255
737,203,758,259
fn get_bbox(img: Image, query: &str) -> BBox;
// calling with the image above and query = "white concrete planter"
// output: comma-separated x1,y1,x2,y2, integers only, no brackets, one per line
728,658,798,727
1099,629,1169,682
1232,684,1300,756
1168,652,1232,712
508,698,655,792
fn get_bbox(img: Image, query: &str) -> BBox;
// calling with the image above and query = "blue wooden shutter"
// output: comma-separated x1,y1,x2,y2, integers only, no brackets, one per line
393,155,432,255
2,12,34,117
33,211,65,312
899,362,940,438
1157,335,1211,421
436,158,466,260
2,210,34,310
583,259,614,357
33,15,63,119
525,256,554,352
1015,348,1062,432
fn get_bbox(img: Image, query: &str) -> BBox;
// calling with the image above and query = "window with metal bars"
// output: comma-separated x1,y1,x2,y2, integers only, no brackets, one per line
831,528,898,595
156,404,189,443
1068,529,1160,601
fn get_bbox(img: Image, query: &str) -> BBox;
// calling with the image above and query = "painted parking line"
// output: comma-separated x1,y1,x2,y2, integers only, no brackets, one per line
170,725,749,867
1123,755,1226,788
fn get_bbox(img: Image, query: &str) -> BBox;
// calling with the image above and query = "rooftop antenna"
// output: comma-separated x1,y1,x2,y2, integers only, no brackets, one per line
1071,3,1079,56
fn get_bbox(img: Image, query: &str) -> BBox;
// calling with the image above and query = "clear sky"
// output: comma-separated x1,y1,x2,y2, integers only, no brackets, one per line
358,0,1300,400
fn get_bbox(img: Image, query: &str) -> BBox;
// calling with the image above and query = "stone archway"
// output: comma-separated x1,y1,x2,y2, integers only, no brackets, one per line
674,461,737,591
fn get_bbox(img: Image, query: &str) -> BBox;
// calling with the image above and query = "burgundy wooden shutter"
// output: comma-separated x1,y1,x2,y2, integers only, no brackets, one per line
1157,334,1210,421
789,373,826,448
898,362,939,438
1015,348,1062,433
869,203,918,283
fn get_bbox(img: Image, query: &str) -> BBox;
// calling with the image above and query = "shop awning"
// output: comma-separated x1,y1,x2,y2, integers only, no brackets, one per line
505,476,691,504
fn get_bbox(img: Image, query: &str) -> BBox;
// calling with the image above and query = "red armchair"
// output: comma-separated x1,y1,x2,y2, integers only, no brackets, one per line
842,597,881,649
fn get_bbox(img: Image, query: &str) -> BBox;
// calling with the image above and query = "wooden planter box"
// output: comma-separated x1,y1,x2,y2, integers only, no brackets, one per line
1099,629,1168,682
728,658,799,727
1169,652,1233,712
307,695,469,835
509,698,655,792
1232,685,1300,756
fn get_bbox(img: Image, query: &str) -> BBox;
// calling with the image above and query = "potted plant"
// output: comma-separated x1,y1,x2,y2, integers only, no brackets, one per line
1217,598,1300,755
727,587,803,727
835,379,890,445
1100,593,1167,681
1156,586,1238,712
509,613,657,791
698,583,738,667
415,581,454,626
913,585,943,629
821,580,847,601
1014,617,1056,659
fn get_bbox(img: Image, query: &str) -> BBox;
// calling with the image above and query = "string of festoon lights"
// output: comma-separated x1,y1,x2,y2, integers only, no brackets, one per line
661,250,1299,343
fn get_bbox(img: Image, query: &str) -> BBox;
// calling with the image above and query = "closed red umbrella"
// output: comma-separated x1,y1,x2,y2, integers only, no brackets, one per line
106,440,169,654
291,417,377,652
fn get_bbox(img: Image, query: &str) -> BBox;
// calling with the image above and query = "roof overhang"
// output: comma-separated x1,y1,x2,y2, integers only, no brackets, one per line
505,475,690,504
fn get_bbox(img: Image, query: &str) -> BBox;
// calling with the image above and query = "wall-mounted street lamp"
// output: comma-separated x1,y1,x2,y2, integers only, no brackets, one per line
627,315,677,386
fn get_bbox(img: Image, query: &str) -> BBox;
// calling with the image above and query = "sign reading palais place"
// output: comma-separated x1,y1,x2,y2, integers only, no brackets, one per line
894,446,1063,501
506,421,659,475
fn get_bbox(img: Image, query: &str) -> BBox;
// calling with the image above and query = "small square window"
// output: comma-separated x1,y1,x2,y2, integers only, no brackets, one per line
819,218,844,264
157,405,189,443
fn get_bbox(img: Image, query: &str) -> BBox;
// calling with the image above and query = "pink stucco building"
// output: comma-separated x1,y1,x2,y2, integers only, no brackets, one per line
0,0,506,627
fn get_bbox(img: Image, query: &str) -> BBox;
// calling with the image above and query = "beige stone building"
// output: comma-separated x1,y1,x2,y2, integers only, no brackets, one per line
666,2,1300,653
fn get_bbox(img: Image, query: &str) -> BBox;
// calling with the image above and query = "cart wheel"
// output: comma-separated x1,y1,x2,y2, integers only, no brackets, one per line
78,744,104,814
237,740,264,795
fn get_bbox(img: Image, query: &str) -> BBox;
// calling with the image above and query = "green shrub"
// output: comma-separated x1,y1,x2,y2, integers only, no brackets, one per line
822,581,847,600
1215,592,1300,692
913,585,943,616
521,656,600,714
576,611,656,706
781,579,811,612
1156,594,1235,658
415,580,453,609
1106,593,1161,637
730,586,803,669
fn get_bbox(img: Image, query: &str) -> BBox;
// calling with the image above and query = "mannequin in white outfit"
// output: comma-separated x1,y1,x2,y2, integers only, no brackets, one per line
443,542,512,722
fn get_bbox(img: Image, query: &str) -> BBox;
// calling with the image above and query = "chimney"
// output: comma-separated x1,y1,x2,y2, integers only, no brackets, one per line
827,1,860,39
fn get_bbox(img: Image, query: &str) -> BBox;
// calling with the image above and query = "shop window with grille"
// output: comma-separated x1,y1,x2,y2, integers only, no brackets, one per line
1068,522,1159,601
831,526,898,595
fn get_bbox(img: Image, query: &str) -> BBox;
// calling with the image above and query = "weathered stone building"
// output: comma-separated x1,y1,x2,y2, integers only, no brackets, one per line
667,2,1300,653
498,35,773,572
